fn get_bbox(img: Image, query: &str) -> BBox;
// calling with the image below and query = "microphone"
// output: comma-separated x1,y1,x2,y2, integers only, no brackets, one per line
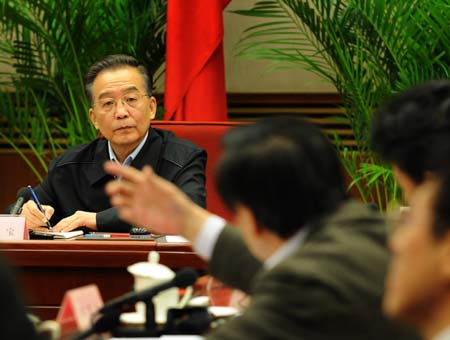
70,309,121,340
99,268,198,314
10,187,31,215
10,197,24,215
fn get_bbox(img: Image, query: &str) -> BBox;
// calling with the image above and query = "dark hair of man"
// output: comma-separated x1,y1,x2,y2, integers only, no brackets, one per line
434,176,450,238
371,80,450,183
431,146,450,238
215,117,347,239
84,54,153,104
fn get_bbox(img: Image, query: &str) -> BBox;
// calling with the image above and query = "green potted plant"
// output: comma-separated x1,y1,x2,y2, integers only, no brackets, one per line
233,0,450,209
0,0,167,181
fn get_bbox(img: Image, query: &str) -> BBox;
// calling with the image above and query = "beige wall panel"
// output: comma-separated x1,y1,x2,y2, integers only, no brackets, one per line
224,0,336,93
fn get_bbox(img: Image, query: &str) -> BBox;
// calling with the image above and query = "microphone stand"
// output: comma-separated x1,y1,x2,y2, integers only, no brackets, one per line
145,299,157,331
112,298,162,338
70,309,121,340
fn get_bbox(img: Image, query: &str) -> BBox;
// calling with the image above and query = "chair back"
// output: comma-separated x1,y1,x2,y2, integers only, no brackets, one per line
151,121,248,221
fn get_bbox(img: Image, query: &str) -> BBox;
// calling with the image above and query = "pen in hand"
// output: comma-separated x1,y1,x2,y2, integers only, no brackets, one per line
27,185,53,230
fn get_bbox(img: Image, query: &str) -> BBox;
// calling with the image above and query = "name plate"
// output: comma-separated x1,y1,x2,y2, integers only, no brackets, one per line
0,215,28,240
57,284,103,338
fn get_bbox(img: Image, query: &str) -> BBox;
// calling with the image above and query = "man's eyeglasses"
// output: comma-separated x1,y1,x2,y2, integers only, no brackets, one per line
95,92,149,114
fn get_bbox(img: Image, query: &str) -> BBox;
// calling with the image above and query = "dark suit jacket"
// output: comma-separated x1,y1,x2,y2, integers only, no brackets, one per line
23,128,206,232
207,200,419,340
0,255,40,340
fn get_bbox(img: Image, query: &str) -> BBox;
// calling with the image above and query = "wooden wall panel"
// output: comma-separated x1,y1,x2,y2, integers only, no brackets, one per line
0,151,41,212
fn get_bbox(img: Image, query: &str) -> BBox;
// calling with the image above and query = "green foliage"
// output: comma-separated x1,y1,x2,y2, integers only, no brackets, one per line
233,0,450,209
0,0,167,180
336,135,400,210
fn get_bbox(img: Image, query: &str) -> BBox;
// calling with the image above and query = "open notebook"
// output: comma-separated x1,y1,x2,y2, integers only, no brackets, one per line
30,230,84,239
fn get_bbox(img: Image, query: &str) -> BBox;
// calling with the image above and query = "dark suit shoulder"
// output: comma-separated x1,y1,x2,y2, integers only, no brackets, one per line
154,128,206,167
283,201,388,283
324,200,385,228
251,202,415,340
49,138,106,168
311,200,388,255
252,201,386,318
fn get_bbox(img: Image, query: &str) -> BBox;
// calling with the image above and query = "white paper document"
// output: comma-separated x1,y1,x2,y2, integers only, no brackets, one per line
31,230,84,239
164,235,189,243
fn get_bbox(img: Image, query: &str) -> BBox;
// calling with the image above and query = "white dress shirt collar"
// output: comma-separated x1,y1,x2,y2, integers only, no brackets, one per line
264,226,310,270
108,131,149,165
194,215,310,270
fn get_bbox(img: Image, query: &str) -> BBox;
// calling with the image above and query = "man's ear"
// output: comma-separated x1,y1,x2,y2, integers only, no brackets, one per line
89,108,99,130
149,96,157,120
393,165,417,202
234,204,261,235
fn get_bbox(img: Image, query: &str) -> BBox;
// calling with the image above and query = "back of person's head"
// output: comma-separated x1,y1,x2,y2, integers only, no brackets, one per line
216,117,347,239
371,80,450,183
84,54,153,104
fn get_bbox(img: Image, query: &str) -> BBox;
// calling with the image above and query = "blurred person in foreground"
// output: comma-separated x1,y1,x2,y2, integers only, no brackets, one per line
0,254,40,339
104,117,417,340
16,54,206,233
371,79,450,202
371,80,450,340
383,167,450,340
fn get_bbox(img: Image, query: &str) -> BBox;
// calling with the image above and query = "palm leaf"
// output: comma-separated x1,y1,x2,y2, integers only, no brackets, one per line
233,0,450,208
0,0,167,180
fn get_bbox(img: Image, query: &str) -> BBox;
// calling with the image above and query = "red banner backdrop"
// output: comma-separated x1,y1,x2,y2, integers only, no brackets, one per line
164,0,231,121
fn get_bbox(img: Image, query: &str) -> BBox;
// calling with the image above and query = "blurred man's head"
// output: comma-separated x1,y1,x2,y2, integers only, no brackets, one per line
371,80,450,200
85,54,157,161
384,167,450,339
215,117,347,259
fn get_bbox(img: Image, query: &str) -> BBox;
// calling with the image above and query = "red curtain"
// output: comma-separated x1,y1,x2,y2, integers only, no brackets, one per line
164,0,231,121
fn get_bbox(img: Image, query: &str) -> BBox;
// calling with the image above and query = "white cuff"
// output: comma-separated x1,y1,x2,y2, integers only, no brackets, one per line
193,215,226,260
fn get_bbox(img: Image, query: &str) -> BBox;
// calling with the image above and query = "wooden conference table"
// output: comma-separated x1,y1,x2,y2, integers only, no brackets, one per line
0,238,206,320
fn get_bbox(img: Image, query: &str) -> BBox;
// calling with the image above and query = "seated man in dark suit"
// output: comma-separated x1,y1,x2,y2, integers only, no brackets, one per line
104,117,417,339
17,54,206,233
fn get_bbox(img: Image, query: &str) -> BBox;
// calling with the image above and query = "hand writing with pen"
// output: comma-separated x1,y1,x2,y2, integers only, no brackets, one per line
21,185,97,232
21,201,97,232
20,200,54,232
